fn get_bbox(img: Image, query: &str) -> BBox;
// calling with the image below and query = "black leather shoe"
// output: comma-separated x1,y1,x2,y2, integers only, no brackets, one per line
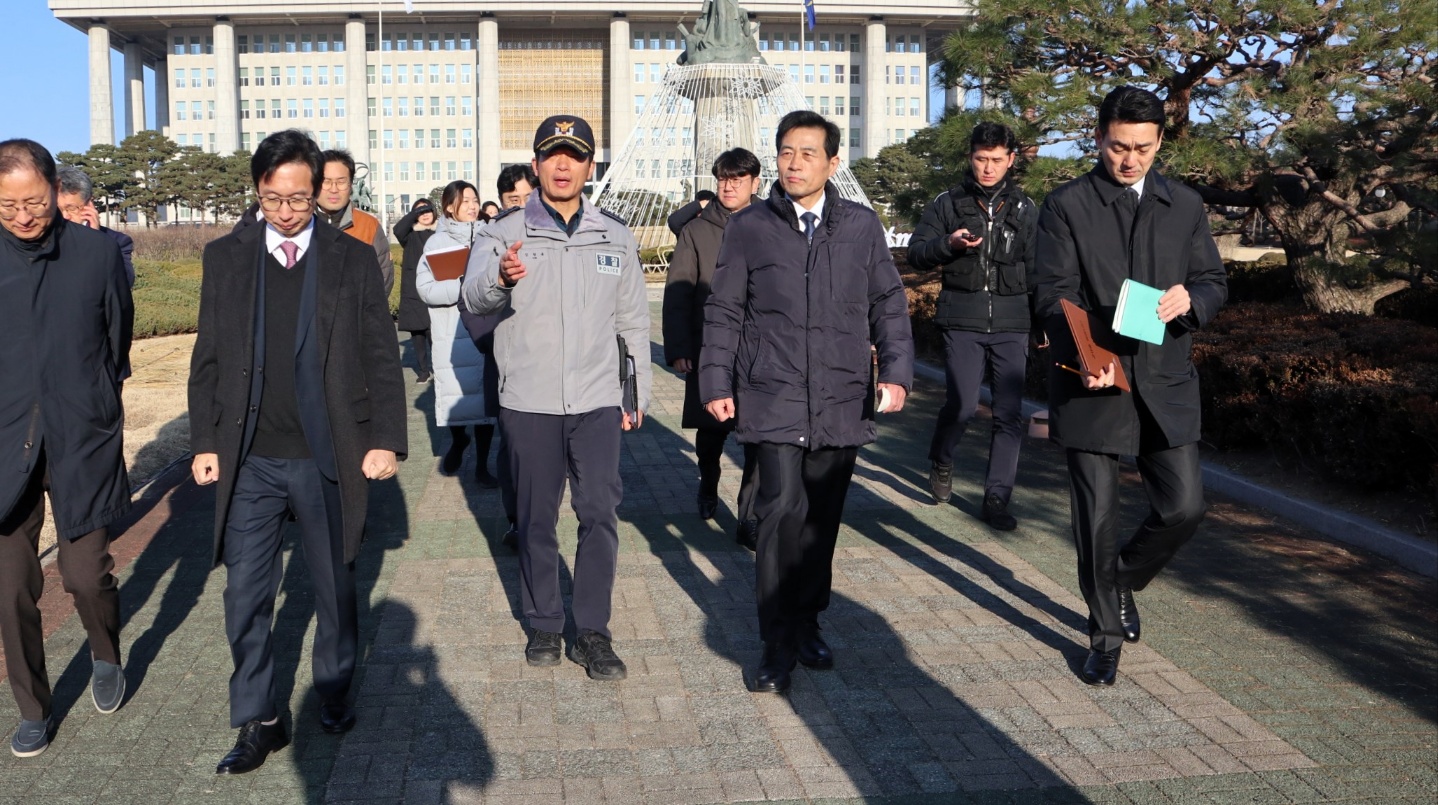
697,493,720,520
928,462,953,505
319,700,356,734
502,521,519,551
735,519,758,552
1081,648,1121,686
1118,587,1141,643
441,433,471,474
569,629,628,681
526,630,563,667
216,719,289,775
746,641,797,694
796,624,834,670
982,493,1018,532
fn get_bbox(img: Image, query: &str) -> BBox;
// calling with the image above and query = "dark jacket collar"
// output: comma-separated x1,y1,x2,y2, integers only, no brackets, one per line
698,194,761,229
958,171,1018,204
0,215,63,261
1088,164,1175,207
765,180,840,232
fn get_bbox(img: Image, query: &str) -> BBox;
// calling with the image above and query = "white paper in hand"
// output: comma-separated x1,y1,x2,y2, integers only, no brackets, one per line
876,386,893,414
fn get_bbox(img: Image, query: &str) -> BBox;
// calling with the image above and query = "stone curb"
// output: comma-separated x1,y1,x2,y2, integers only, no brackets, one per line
913,358,1437,578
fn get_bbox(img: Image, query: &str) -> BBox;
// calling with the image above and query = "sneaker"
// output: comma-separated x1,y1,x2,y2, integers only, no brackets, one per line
982,493,1017,531
10,716,52,758
415,372,431,385
569,629,628,681
91,658,126,714
525,630,562,667
928,462,953,504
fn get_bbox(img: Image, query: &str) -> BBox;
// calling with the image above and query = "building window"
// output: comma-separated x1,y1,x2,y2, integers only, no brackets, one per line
367,97,376,117
381,33,393,52
431,129,441,148
460,33,473,50
911,97,921,117
303,66,314,86
382,65,392,85
634,95,645,115
318,33,330,53
428,33,440,51
462,129,473,148
758,36,767,52
446,128,456,148
366,32,376,51
445,32,457,50
383,98,393,117
255,101,265,120
286,66,296,86
336,130,346,147
383,162,393,181
319,98,329,118
239,67,250,87
788,65,799,83
397,65,408,85
318,66,329,86
430,96,440,116
176,133,187,146
448,161,458,181
428,64,439,84
665,32,676,49
850,127,860,147
271,99,281,118
835,64,845,83
819,96,830,115
319,131,330,149
852,65,861,84
820,65,830,84
175,70,186,89
461,97,472,116
268,34,280,54
191,69,202,88
335,65,345,85
910,34,922,53
851,96,860,115
335,98,346,118
383,130,394,149
241,100,250,119
633,63,644,83
173,37,184,56
286,99,297,119
461,64,472,84
241,132,250,150
805,35,815,52
367,65,376,85
412,32,424,51
911,66,921,85
398,98,409,117
445,96,456,116
635,160,646,179
285,33,296,53
412,96,424,117
411,63,423,85
416,162,426,181
789,33,800,51
400,162,410,181
301,33,313,52
445,65,456,84
835,96,845,115
175,102,186,121
819,34,831,52
650,63,662,83
399,130,409,149
237,35,249,54
650,32,660,49
299,98,312,118
370,130,377,149
205,36,215,55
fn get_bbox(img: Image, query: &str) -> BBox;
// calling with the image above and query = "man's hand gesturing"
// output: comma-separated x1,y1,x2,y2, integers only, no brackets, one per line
499,240,527,287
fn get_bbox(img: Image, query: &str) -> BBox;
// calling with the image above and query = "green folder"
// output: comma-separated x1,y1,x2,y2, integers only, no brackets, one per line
1113,279,1166,345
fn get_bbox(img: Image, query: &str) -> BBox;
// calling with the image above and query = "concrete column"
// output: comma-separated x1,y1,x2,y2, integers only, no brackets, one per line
477,14,501,200
608,14,633,166
345,16,370,169
123,41,145,136
88,22,114,146
153,57,170,133
862,17,886,159
213,18,239,153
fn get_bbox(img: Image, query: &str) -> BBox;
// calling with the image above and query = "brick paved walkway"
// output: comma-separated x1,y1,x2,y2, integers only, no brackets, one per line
0,303,1433,804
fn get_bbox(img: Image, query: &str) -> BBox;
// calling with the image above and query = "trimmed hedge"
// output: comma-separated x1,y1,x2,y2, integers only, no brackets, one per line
132,259,202,337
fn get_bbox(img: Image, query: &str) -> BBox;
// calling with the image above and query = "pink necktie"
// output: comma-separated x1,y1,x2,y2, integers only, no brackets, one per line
280,240,299,269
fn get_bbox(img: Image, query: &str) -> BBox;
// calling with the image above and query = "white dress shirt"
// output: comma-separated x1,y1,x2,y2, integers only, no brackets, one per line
788,191,826,229
264,217,316,265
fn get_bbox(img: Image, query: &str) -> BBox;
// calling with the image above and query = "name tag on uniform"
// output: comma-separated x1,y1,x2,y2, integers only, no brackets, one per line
596,253,622,276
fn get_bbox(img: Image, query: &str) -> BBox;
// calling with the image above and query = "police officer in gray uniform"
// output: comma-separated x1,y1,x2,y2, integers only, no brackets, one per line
462,116,651,680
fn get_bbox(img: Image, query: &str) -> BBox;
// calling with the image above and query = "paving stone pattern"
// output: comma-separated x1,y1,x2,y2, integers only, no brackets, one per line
0,303,1433,804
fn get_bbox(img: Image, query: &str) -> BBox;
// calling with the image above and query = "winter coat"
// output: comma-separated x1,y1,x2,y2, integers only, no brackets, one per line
700,181,914,450
322,202,395,299
662,196,759,430
462,195,652,418
1031,166,1228,455
393,205,435,332
0,219,132,540
417,215,493,427
907,174,1038,333
188,218,408,565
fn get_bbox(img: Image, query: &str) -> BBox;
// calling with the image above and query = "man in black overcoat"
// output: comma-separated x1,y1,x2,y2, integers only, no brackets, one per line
0,139,132,759
1030,86,1227,686
187,130,407,774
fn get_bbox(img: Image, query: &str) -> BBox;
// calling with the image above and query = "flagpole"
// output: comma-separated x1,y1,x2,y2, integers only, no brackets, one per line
377,0,387,230
799,2,805,104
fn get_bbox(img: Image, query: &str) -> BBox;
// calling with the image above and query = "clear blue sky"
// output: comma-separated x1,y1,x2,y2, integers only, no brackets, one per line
0,1,150,156
0,1,948,156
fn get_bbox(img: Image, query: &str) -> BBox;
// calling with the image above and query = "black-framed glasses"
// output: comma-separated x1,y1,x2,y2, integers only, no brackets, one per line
258,196,315,212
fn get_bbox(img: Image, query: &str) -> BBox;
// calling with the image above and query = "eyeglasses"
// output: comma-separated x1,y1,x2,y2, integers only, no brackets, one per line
321,178,351,189
0,200,51,219
715,177,754,188
258,196,315,212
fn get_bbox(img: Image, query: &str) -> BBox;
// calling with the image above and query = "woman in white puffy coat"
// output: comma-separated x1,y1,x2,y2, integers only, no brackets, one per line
416,180,499,484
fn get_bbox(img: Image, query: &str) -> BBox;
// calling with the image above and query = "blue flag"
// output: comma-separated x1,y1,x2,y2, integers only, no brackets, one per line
804,0,817,30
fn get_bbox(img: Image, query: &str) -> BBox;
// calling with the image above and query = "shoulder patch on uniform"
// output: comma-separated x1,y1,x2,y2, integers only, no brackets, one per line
600,208,629,226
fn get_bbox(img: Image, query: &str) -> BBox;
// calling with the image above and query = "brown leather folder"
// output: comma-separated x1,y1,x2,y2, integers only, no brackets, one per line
1060,298,1131,392
426,246,471,282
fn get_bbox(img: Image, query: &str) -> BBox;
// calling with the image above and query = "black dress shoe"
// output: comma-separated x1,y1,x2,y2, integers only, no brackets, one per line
1081,647,1121,686
796,624,834,670
1117,587,1141,643
697,493,720,520
981,493,1018,532
319,700,356,734
216,719,289,775
735,519,758,552
746,642,797,694
525,630,563,667
501,521,519,551
928,462,953,505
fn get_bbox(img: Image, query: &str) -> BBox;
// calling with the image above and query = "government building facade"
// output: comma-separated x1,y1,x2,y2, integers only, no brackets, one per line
50,0,968,218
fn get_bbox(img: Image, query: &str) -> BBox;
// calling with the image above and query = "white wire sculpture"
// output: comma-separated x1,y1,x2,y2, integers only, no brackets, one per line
591,62,873,272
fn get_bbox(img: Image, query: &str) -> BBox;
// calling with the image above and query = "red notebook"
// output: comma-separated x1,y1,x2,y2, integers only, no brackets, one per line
1060,298,1131,392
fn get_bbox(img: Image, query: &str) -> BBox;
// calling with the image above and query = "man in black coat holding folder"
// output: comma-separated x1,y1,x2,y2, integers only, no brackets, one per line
1030,86,1227,686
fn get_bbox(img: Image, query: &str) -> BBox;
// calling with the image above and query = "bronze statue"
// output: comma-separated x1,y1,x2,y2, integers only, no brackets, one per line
677,0,763,66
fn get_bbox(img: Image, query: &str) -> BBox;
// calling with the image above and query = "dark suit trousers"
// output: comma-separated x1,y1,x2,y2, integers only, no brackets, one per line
753,443,858,645
1067,442,1206,652
223,455,356,727
928,329,1028,503
0,460,120,721
501,407,622,638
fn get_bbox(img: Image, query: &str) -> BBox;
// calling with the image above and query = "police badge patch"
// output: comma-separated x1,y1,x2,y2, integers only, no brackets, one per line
596,253,622,276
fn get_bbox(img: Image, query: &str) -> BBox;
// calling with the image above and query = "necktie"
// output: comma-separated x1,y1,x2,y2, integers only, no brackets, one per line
280,240,299,269
801,211,818,244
